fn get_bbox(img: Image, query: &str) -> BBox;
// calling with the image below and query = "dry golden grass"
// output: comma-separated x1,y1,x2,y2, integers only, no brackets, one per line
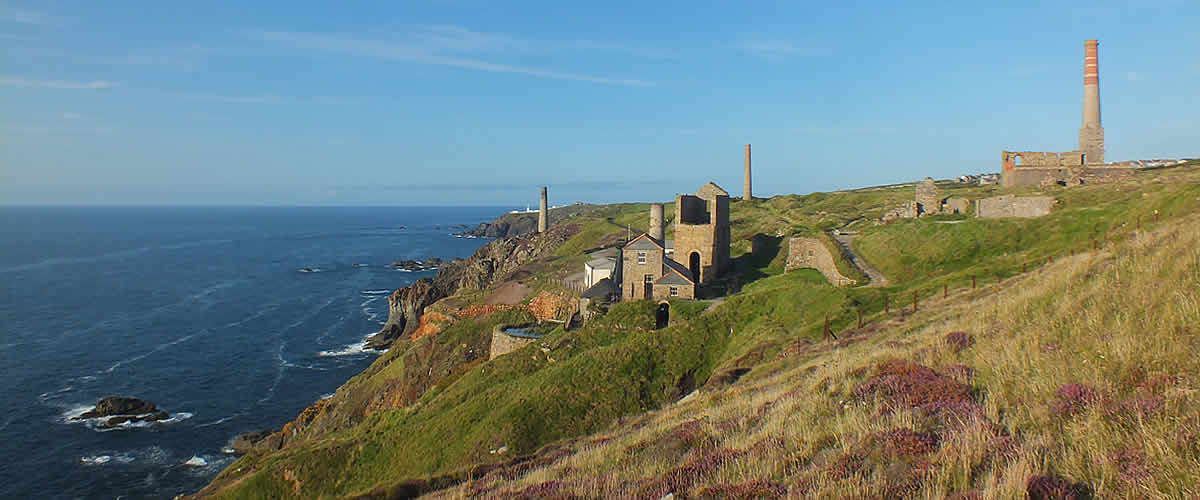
425,213,1200,499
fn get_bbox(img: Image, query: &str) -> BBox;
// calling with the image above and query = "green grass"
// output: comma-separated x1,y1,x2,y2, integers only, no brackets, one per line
195,164,1200,499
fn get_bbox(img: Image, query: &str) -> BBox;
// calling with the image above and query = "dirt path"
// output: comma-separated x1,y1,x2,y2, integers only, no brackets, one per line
832,232,890,288
484,281,530,305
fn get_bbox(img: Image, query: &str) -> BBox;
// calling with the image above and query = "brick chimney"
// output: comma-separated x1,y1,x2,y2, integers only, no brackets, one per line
1079,39,1104,164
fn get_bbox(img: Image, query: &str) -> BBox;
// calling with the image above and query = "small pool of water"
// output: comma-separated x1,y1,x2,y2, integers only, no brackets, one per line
501,326,545,339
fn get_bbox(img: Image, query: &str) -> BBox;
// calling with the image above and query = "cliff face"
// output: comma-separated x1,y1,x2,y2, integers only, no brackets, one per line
365,222,580,350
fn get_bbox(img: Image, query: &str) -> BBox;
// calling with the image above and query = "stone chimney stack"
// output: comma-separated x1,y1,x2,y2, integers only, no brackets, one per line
743,144,752,201
1079,39,1104,164
648,203,664,241
537,186,548,233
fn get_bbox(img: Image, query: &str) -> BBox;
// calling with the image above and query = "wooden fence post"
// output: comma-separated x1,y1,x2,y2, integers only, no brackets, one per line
913,290,919,313
943,282,948,299
857,309,863,328
884,295,889,315
971,276,976,289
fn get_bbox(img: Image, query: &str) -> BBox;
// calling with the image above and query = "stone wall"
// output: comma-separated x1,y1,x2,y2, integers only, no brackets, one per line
1001,164,1136,187
976,195,1056,218
944,197,971,215
785,237,856,287
489,329,538,360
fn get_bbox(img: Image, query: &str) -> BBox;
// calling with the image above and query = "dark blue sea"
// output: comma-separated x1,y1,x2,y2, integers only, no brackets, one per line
0,206,500,499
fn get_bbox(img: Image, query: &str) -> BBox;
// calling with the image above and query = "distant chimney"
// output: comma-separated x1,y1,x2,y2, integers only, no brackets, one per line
538,186,548,233
1079,39,1104,164
743,144,752,201
649,203,664,241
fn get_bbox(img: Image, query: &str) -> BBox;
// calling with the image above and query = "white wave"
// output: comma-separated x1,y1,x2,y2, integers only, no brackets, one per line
221,447,236,454
318,340,371,357
359,290,392,295
80,453,135,466
184,456,208,467
64,408,193,431
298,267,322,273
394,268,413,272
320,392,335,400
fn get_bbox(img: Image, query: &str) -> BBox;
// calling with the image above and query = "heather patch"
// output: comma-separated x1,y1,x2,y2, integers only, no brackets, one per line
1026,474,1092,500
944,331,974,353
696,479,787,499
852,359,979,421
866,427,940,456
1051,383,1101,418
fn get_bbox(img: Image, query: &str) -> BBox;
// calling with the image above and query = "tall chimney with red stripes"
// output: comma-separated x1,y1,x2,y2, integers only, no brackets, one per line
1079,39,1104,164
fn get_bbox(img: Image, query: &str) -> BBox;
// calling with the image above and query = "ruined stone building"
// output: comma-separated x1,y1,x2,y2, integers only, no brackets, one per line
619,182,732,301
1002,40,1134,187
674,182,732,285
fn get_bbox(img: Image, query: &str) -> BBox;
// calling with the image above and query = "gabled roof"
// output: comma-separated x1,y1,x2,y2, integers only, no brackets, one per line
655,258,696,286
623,233,664,251
695,182,729,199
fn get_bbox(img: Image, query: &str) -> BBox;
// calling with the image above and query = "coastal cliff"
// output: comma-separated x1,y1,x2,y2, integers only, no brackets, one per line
365,222,581,350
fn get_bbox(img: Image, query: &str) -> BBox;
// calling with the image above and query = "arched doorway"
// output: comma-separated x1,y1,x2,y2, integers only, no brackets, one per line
1013,155,1023,166
688,252,701,283
655,302,670,330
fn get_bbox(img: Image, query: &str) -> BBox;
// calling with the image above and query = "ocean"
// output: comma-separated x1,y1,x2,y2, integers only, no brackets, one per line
0,206,500,499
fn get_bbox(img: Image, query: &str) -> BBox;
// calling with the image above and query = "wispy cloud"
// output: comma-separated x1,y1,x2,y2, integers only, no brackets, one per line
0,76,114,89
61,111,84,120
736,40,832,60
0,6,64,26
170,91,349,105
258,28,655,87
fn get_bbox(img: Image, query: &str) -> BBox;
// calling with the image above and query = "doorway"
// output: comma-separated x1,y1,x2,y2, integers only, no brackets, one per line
689,252,701,283
655,302,670,330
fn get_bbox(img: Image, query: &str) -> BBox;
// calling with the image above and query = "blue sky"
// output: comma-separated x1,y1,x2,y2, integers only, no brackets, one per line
2,1,1197,206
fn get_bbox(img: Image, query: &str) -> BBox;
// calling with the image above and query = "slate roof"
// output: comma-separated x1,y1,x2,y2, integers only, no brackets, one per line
582,277,618,298
655,258,696,285
623,233,664,250
586,257,616,270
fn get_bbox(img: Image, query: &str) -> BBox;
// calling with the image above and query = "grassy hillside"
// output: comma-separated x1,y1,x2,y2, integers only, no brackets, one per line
429,190,1200,499
193,163,1200,499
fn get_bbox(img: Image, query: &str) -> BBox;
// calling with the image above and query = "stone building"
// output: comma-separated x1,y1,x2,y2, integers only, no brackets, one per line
620,233,695,300
1001,40,1134,187
619,183,731,301
914,177,940,215
673,182,731,285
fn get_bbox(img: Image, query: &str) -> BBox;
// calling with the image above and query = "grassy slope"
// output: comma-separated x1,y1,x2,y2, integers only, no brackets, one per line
430,169,1200,499
201,163,1200,498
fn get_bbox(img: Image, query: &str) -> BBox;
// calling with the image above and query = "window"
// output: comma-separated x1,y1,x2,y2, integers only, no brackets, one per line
637,251,646,264
669,287,679,297
644,274,654,283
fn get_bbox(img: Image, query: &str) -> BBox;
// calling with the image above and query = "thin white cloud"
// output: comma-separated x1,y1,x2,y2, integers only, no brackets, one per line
171,91,349,105
61,111,84,120
258,30,654,87
736,40,832,59
0,76,114,89
0,6,64,26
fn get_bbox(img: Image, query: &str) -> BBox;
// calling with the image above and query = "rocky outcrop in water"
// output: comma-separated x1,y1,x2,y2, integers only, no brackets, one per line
73,396,169,428
390,258,443,271
364,223,580,350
